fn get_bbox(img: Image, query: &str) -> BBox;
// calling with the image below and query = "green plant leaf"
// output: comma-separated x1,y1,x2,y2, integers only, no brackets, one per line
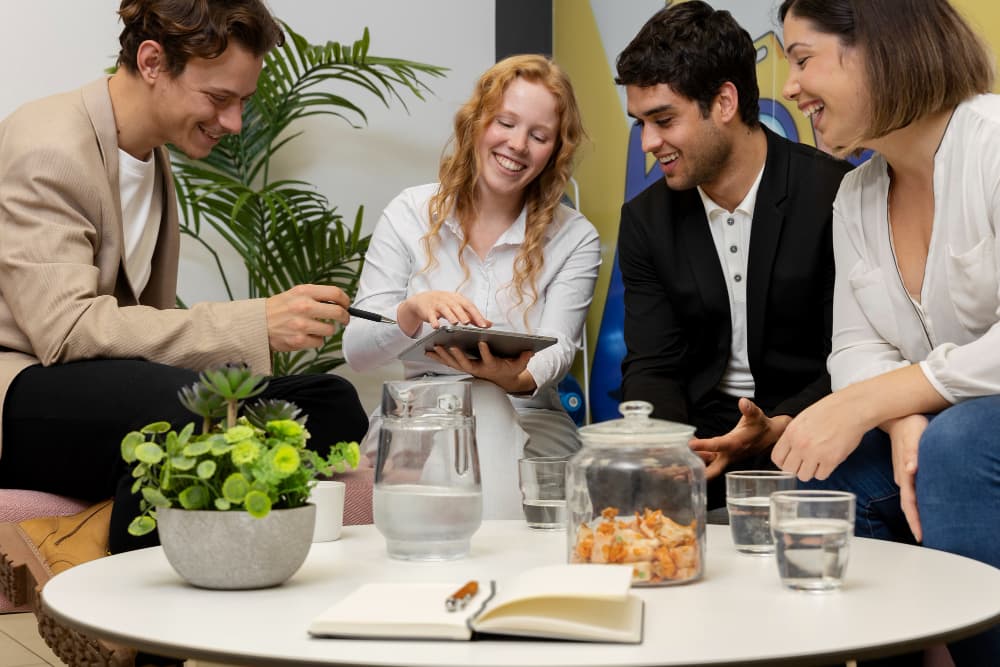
176,421,196,446
170,455,197,471
209,434,231,455
141,487,170,507
120,432,144,463
222,473,250,503
244,490,272,518
178,485,209,510
270,443,301,476
128,516,156,536
196,460,217,479
214,498,231,510
183,439,211,457
135,442,165,465
140,421,172,435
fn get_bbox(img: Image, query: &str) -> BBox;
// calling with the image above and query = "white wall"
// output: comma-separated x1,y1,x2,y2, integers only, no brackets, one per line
0,0,495,411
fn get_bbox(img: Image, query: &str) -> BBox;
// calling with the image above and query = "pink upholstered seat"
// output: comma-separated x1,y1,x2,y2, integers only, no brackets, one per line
333,467,374,526
0,489,89,613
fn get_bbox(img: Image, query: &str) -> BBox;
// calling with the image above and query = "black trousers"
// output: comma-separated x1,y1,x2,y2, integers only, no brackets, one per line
0,359,368,553
690,389,780,510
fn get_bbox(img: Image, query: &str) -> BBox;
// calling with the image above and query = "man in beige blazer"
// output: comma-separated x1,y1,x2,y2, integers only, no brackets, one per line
0,0,368,558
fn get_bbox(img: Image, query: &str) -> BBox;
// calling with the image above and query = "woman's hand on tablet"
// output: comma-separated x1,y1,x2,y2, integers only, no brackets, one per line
396,291,491,337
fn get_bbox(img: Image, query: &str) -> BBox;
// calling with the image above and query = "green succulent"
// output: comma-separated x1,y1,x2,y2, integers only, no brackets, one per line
243,398,306,430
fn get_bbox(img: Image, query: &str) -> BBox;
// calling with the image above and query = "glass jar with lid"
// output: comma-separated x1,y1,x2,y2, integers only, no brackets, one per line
566,401,706,586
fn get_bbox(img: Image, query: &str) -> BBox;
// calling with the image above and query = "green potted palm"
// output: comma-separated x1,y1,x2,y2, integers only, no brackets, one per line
172,24,445,375
121,365,360,589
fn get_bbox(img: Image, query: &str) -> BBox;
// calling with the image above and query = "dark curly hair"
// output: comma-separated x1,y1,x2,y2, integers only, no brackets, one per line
117,0,284,76
616,0,760,128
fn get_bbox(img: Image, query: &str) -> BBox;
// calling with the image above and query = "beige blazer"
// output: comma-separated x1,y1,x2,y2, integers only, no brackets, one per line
0,78,271,457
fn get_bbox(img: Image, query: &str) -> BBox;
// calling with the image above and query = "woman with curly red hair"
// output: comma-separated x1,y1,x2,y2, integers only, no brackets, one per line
344,54,600,518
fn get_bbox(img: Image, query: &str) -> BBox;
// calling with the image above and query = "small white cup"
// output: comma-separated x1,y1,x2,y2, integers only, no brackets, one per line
308,480,345,542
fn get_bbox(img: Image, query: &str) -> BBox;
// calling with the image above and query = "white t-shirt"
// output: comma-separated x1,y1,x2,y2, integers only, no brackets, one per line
118,148,162,297
829,94,1000,403
697,164,765,398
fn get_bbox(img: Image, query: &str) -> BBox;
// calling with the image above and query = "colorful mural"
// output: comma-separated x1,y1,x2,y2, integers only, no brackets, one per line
554,0,1000,422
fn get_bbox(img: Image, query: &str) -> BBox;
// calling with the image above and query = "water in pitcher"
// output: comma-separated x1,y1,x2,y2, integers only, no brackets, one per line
374,484,482,560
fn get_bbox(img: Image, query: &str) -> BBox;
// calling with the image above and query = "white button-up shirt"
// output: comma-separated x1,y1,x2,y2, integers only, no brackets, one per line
829,94,1000,402
697,165,765,398
343,183,601,411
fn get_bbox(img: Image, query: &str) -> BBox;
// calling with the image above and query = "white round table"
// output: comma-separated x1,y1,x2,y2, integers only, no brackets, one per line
41,521,1000,666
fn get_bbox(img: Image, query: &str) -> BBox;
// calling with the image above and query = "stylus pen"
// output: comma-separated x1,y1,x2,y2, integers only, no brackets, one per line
347,306,396,325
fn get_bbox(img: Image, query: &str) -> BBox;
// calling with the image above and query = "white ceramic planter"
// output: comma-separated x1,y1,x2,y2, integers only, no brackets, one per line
157,504,315,589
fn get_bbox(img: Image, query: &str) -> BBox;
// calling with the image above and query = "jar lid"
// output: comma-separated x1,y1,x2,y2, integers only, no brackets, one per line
578,401,695,445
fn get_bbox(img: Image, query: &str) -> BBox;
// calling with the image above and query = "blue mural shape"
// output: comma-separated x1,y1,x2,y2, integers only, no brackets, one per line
589,123,662,423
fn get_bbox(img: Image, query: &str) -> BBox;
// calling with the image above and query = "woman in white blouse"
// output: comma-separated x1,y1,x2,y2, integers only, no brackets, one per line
775,0,998,662
343,55,600,519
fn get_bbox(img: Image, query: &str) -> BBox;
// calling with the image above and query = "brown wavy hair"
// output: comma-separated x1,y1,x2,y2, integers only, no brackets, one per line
423,54,584,320
117,0,284,76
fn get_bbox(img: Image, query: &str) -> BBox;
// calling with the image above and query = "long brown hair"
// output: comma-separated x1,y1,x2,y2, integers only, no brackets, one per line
780,0,993,150
423,54,583,318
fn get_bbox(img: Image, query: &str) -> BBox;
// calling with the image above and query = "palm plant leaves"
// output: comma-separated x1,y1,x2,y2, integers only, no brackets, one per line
170,23,445,374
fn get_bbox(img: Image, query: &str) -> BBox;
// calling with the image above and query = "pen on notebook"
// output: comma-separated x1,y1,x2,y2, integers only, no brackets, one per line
445,580,479,612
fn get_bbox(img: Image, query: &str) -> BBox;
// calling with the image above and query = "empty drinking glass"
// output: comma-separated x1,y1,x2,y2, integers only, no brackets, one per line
725,470,796,554
373,380,482,560
770,490,856,592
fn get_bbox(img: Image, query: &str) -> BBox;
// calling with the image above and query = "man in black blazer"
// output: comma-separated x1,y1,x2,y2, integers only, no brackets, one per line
615,1,851,507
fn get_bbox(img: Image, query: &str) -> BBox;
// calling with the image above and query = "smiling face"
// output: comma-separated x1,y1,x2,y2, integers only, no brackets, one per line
476,77,560,209
626,83,732,192
150,42,263,159
781,13,870,153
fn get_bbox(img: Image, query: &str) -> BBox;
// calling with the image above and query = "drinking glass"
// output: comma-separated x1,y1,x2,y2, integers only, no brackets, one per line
770,490,856,592
518,456,568,529
373,380,482,560
725,470,796,554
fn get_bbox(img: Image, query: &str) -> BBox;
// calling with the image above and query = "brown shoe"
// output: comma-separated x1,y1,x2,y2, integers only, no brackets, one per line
0,499,142,666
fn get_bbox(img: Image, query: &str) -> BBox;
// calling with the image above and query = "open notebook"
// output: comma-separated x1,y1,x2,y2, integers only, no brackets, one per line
308,564,643,643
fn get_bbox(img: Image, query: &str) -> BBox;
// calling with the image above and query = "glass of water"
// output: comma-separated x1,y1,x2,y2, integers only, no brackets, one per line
725,470,797,554
770,490,856,592
373,380,482,560
518,456,568,529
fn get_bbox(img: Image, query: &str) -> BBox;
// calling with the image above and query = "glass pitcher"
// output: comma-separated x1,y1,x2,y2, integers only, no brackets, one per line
372,379,482,560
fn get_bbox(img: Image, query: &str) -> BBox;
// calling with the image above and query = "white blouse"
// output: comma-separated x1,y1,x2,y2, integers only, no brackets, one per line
343,183,601,411
829,94,1000,403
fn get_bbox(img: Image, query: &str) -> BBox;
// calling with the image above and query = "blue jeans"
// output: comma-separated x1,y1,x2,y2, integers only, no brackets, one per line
805,395,1000,666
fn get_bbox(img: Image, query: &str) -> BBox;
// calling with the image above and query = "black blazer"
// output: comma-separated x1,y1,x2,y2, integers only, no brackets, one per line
618,128,851,427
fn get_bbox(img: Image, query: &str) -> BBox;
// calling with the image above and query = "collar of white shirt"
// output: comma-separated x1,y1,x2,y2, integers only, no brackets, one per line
695,163,766,221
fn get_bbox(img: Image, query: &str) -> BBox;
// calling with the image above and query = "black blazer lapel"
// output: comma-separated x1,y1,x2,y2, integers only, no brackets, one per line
677,189,731,333
747,128,790,367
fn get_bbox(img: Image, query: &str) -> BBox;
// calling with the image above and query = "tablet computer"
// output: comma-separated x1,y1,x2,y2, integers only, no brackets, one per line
397,325,557,363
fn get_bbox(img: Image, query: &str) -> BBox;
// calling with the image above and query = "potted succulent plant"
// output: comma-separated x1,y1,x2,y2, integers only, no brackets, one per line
121,365,360,589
